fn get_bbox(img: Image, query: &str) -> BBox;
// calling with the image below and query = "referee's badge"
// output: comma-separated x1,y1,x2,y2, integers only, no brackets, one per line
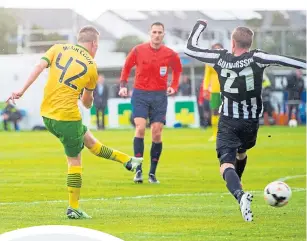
160,66,167,77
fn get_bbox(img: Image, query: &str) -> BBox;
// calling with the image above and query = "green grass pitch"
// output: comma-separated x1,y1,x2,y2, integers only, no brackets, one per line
0,126,305,241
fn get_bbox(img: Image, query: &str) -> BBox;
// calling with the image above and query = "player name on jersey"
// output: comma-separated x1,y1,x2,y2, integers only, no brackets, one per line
63,45,94,65
217,58,254,69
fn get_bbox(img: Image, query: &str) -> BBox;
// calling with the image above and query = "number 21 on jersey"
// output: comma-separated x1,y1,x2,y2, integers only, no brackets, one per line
221,67,255,93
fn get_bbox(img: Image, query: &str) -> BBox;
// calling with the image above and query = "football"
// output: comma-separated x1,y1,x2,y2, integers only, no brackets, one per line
264,181,292,207
288,119,298,127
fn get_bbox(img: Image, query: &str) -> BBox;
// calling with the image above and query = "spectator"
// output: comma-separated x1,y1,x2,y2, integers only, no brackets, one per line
93,74,109,129
179,75,192,96
197,82,210,128
262,72,274,124
287,69,305,123
1,102,22,131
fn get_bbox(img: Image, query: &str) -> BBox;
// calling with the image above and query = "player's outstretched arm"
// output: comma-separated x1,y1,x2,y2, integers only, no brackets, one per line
7,59,48,104
184,20,226,65
253,50,306,69
119,47,137,97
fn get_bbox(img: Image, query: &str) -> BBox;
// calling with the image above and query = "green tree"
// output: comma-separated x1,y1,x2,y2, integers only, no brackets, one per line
0,8,17,54
115,35,143,55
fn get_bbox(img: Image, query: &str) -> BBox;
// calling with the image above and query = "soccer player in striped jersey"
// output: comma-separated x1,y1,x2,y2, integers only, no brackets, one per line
185,20,306,222
7,26,143,219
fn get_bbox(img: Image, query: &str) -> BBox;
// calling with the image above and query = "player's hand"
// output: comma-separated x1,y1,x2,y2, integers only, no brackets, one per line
203,90,210,99
197,19,207,26
6,90,24,105
118,87,128,97
167,87,176,96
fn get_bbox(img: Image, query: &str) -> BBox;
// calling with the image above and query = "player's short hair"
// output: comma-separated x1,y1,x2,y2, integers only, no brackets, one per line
232,27,254,49
212,43,223,49
77,26,100,43
151,22,164,30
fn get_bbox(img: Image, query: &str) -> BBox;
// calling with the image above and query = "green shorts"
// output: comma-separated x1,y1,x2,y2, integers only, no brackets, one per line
43,117,87,157
210,93,222,110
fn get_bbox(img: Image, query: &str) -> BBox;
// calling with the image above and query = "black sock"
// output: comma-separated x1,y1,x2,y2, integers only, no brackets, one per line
235,156,247,180
149,142,162,175
134,137,144,172
223,167,244,203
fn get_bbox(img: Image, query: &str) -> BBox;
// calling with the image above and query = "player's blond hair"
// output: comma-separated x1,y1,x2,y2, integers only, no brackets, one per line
232,27,254,49
77,26,100,43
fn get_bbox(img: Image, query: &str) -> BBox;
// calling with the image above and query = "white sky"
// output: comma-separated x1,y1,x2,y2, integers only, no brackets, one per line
0,0,306,21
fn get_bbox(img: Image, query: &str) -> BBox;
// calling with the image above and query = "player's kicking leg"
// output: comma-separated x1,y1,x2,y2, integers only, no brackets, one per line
216,117,253,222
220,162,253,222
83,130,143,171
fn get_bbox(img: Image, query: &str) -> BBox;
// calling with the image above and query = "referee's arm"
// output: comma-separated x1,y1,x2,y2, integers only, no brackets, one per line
184,20,226,65
120,47,137,86
169,53,183,91
253,51,306,69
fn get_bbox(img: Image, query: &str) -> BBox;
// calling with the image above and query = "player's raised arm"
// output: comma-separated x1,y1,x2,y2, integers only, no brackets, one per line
119,47,137,97
253,50,306,69
184,20,226,65
168,52,183,95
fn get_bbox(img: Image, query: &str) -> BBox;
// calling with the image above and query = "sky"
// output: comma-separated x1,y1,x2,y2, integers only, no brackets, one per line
0,0,306,21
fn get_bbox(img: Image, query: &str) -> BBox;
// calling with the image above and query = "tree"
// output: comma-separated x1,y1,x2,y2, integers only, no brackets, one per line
0,8,17,54
115,35,143,55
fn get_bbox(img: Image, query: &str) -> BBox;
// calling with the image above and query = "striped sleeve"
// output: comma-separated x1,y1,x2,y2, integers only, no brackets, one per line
253,51,306,69
184,20,227,65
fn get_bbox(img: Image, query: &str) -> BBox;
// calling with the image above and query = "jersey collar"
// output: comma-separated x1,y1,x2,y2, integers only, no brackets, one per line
76,44,89,53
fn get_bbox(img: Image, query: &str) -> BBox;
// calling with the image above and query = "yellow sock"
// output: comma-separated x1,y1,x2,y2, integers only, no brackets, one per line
67,166,82,210
211,115,219,137
89,142,131,164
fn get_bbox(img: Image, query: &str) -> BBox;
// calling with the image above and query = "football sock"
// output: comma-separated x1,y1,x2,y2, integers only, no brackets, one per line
134,137,144,172
89,142,131,164
149,142,162,175
67,166,82,209
223,167,244,203
235,156,247,180
211,115,219,137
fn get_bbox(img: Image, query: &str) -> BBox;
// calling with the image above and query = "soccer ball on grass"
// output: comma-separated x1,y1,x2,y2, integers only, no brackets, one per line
264,181,292,207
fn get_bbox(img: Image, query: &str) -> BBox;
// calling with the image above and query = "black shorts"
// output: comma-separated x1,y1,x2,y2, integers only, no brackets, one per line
216,115,259,165
131,89,167,125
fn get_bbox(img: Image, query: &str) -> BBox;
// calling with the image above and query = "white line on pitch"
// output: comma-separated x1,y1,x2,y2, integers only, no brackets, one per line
0,175,305,206
0,188,305,206
277,175,306,181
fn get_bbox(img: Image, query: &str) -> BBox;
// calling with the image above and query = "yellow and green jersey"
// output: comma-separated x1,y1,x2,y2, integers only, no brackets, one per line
203,64,220,93
41,44,98,121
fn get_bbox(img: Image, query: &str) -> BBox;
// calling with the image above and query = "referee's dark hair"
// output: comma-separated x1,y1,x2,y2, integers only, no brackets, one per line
151,22,164,30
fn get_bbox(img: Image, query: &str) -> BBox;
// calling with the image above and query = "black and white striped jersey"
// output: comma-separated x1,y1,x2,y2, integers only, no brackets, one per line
185,20,306,119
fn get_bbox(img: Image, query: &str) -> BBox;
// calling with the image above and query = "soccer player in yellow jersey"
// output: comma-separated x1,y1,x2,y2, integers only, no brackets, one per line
7,26,143,219
203,43,224,141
